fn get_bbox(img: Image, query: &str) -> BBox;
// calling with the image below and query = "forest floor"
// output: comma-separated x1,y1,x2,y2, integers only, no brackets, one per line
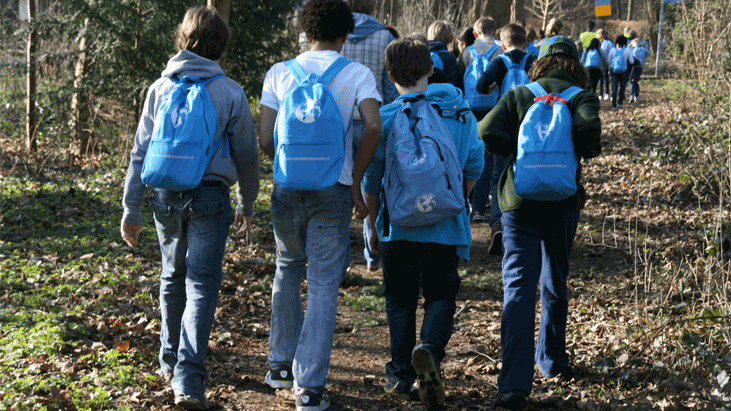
2,82,730,411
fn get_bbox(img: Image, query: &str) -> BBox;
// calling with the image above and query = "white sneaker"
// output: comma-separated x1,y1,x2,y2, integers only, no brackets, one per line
603,94,610,101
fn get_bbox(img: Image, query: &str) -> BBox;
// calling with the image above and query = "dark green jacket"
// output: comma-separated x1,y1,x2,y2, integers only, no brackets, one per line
478,68,602,212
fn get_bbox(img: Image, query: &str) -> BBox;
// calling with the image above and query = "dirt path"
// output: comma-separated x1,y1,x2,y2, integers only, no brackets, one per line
162,91,682,410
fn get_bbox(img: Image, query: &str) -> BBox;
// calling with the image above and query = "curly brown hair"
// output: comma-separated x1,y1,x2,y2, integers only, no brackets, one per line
301,0,355,42
528,54,589,89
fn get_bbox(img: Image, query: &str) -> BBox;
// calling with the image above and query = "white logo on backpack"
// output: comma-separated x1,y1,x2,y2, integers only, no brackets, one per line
294,99,321,124
536,123,552,141
416,194,437,213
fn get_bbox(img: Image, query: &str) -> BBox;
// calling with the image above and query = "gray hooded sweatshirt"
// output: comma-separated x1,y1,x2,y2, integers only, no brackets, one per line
122,50,260,226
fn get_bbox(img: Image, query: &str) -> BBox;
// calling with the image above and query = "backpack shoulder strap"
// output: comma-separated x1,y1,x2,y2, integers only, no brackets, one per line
559,86,584,102
283,58,308,85
499,54,513,67
467,46,479,59
319,57,351,85
486,44,500,58
519,53,530,69
525,81,547,97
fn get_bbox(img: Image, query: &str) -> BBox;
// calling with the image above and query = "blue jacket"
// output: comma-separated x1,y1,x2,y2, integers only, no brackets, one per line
364,83,485,260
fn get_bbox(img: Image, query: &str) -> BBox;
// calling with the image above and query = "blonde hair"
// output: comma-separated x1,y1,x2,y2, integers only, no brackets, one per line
427,20,455,45
175,6,229,61
344,0,376,14
546,18,563,37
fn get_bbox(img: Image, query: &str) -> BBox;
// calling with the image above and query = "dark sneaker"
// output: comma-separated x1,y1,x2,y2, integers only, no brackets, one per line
174,394,218,410
488,223,504,256
412,345,445,410
493,390,527,410
471,211,487,222
384,379,419,401
295,389,330,411
264,364,294,389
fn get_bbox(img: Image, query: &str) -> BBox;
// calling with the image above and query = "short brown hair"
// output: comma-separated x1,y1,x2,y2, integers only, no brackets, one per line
427,20,455,45
175,6,230,61
385,37,431,88
500,23,527,49
473,16,496,37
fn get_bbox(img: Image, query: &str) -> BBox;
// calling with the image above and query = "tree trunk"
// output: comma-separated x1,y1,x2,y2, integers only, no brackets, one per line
25,0,37,152
207,0,230,72
512,0,525,24
70,9,91,157
627,0,634,20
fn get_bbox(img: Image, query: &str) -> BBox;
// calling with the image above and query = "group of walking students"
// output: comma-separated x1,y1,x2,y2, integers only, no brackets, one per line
120,1,618,410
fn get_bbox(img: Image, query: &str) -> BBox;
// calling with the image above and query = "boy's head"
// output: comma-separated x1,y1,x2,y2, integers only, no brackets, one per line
473,17,496,38
301,0,355,43
175,6,230,61
615,35,628,47
385,37,431,88
596,28,607,41
546,18,563,37
499,23,527,50
628,29,637,39
587,20,595,31
344,0,376,15
427,20,455,45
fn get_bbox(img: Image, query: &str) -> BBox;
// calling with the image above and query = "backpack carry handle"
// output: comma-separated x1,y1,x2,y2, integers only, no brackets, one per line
284,57,351,86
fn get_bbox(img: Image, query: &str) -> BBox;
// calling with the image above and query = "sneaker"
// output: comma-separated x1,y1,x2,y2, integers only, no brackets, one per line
618,104,624,109
603,94,610,101
493,391,527,410
264,364,294,389
634,95,640,103
412,345,445,410
384,379,419,401
487,224,503,256
471,211,487,222
175,394,217,410
611,106,618,111
296,389,330,411
367,260,381,272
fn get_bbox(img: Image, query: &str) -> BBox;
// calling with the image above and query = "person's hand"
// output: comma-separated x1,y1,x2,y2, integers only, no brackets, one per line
487,83,497,94
121,222,142,248
368,226,380,256
351,185,368,220
235,213,253,238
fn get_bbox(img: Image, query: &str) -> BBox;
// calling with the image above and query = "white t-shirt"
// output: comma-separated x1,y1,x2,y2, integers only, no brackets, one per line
260,50,381,186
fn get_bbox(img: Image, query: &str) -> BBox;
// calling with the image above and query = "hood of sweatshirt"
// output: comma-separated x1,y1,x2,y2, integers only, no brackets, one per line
347,13,386,43
160,50,224,79
424,83,470,116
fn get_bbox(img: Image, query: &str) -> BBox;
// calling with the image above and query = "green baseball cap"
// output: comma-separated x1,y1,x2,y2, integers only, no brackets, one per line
538,35,579,61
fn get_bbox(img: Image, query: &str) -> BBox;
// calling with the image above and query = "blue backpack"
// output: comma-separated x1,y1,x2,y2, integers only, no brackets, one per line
463,44,500,111
141,75,226,191
526,42,539,57
273,57,350,190
584,49,601,68
611,46,627,73
431,51,444,71
513,82,583,201
383,95,465,227
632,45,649,66
499,54,530,98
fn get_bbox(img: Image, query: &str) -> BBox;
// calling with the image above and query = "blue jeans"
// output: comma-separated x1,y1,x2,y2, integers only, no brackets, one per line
381,241,460,383
599,69,610,95
152,182,233,398
353,120,381,268
267,183,352,391
498,209,579,394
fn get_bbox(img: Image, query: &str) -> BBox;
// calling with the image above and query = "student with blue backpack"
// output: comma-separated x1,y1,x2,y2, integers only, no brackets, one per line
628,36,650,103
364,37,484,410
608,35,635,110
479,36,601,409
458,16,503,122
581,38,606,94
427,20,460,88
596,29,613,101
473,23,536,255
121,7,260,410
258,1,382,410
